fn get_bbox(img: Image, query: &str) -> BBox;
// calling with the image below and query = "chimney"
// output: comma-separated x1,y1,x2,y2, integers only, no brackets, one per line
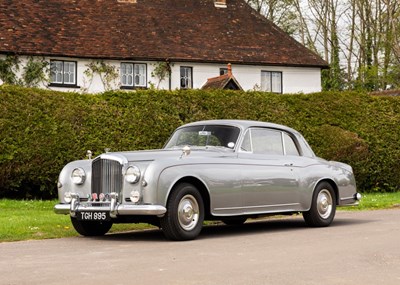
214,0,227,8
227,63,232,76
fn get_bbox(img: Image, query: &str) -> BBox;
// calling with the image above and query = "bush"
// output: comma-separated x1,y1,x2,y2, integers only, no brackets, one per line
0,86,399,198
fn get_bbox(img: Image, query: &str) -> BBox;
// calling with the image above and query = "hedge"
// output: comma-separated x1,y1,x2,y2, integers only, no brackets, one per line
0,85,399,198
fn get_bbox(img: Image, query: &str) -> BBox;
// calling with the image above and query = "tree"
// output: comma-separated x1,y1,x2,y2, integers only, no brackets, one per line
246,0,400,91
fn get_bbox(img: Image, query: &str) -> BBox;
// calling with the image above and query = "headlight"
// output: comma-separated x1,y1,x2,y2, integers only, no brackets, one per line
125,166,140,183
71,168,86,185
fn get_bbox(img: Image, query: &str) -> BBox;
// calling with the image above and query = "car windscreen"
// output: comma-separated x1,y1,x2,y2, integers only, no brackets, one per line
164,125,240,149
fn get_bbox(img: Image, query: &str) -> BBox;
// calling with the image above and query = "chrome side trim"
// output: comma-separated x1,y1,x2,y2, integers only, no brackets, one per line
214,202,300,211
54,203,166,216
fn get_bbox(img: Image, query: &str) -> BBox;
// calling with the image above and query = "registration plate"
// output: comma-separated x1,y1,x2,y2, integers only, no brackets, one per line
77,211,110,221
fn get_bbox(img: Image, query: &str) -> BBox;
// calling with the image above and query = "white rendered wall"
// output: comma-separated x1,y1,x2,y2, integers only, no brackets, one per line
0,55,322,94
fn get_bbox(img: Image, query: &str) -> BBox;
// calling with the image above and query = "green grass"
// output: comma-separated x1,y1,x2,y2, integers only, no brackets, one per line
1,192,399,242
349,192,400,210
0,200,153,242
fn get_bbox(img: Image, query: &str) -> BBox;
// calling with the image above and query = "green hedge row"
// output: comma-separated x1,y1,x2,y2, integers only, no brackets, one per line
0,85,399,198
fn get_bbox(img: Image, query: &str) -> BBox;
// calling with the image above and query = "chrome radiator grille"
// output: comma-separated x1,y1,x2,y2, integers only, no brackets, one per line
92,157,123,196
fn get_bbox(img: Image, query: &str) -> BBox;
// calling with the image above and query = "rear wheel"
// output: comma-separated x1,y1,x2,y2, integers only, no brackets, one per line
160,183,204,241
303,182,336,227
71,217,113,236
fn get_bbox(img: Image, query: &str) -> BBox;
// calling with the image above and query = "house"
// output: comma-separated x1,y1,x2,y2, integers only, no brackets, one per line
0,0,328,93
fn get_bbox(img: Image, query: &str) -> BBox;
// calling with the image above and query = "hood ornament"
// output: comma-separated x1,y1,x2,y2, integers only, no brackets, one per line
180,145,191,159
86,150,92,160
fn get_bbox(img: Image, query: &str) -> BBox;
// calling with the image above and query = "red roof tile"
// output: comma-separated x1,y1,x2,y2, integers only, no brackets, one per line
202,74,240,90
0,0,328,68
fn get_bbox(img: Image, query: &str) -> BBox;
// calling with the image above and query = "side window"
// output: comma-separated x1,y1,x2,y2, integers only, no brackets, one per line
240,128,284,155
283,133,300,156
241,130,252,152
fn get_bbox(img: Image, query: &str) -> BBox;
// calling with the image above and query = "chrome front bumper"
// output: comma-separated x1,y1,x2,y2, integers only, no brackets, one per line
54,193,166,218
339,192,362,206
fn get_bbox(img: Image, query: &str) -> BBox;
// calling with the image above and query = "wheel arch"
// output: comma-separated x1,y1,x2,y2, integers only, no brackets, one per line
169,176,211,219
315,178,339,205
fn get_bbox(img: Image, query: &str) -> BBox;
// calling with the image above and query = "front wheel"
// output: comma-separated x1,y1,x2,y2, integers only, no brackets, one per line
303,182,336,227
71,217,113,236
160,183,204,241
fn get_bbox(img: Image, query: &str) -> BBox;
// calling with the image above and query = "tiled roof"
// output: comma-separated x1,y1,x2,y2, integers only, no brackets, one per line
0,0,328,68
202,64,243,89
202,74,242,90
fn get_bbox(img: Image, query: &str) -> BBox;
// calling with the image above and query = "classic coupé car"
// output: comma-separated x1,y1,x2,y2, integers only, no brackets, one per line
55,120,361,240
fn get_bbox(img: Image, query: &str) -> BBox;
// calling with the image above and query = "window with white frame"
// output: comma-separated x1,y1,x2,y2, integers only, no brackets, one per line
120,63,147,88
50,60,77,85
180,66,192,89
240,128,299,156
261,71,282,93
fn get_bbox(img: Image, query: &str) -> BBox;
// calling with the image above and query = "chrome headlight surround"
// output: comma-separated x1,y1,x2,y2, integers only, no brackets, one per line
125,166,141,184
71,168,86,185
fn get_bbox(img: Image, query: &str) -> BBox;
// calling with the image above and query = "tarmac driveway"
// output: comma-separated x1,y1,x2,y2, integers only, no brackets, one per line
0,209,399,285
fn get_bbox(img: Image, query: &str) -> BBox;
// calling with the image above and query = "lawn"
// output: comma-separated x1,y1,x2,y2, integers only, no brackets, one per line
0,192,399,242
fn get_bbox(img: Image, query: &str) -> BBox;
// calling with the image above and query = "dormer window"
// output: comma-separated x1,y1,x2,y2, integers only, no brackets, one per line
214,1,227,8
117,0,137,3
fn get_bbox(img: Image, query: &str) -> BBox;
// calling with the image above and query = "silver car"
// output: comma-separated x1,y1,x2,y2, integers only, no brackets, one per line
55,120,361,240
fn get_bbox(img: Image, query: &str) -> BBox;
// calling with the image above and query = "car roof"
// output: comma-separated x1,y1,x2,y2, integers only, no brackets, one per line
181,120,299,134
176,120,315,157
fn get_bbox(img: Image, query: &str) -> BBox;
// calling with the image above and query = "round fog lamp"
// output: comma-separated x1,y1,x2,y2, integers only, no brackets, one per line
126,166,140,184
64,192,72,203
71,168,86,185
130,190,141,203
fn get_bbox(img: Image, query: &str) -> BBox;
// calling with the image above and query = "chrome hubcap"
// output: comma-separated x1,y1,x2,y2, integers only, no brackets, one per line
178,194,199,231
317,189,333,219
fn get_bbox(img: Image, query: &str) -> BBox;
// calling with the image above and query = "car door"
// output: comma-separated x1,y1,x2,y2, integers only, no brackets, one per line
238,128,301,214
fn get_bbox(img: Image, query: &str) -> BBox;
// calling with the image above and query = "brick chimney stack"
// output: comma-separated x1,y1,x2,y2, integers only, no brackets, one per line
227,63,232,76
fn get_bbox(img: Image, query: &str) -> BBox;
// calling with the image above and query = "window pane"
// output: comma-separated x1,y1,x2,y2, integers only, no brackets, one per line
50,61,63,84
64,62,75,84
240,130,252,152
283,133,299,156
134,64,146,86
164,125,240,148
271,72,282,93
261,71,271,92
121,63,133,86
180,67,192,89
251,128,283,155
220,68,228,75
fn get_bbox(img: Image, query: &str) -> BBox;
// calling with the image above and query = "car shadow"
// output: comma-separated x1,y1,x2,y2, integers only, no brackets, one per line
92,214,374,242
